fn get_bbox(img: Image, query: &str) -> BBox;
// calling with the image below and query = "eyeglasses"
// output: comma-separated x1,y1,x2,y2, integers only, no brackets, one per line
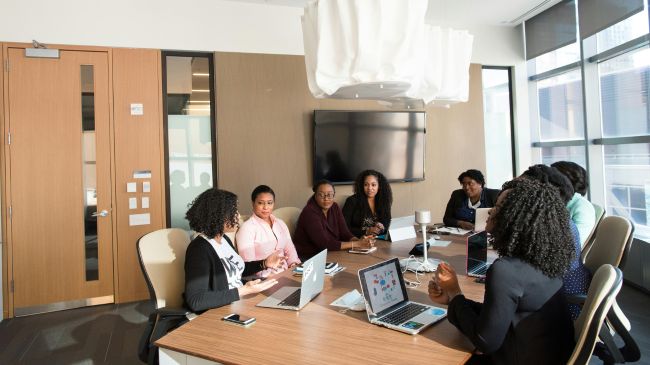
316,192,335,199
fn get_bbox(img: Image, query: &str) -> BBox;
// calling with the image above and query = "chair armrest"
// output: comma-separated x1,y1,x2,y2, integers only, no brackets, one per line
156,307,191,317
566,293,587,305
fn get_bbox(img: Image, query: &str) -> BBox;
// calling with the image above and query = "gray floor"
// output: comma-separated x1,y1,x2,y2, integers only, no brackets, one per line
0,285,647,365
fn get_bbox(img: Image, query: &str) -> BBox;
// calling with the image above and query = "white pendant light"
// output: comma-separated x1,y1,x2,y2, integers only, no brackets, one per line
302,0,474,106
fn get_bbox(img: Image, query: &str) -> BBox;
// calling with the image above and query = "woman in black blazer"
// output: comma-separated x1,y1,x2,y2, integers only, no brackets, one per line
443,169,499,230
342,170,392,237
183,188,285,313
430,179,576,365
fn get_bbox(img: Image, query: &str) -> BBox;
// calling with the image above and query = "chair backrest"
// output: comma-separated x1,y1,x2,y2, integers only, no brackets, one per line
582,216,634,274
580,204,606,256
273,207,302,238
137,228,191,309
333,193,350,208
568,265,623,365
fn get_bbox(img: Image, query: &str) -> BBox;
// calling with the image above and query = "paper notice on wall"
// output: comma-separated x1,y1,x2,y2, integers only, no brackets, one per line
130,103,144,116
142,181,151,193
133,170,152,179
141,197,150,209
127,182,137,193
129,197,137,210
129,213,150,226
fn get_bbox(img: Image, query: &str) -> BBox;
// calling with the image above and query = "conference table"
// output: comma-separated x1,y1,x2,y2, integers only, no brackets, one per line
156,233,487,365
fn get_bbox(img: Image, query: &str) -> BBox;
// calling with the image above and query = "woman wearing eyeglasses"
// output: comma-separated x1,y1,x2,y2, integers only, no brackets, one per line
294,179,375,260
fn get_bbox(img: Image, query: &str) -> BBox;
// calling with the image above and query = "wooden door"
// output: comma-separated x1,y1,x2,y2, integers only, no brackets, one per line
6,47,114,315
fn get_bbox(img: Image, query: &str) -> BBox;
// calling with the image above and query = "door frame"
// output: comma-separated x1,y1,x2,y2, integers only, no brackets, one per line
1,42,118,318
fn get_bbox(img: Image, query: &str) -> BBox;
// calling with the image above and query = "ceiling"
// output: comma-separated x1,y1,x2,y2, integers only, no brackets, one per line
225,0,562,27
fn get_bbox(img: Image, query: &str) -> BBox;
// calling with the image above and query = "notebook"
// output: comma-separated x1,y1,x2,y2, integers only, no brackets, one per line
474,208,490,232
256,249,327,311
466,231,490,278
358,258,447,335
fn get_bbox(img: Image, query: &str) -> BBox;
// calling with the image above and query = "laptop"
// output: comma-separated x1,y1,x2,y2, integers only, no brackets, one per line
256,249,327,311
466,231,490,278
358,258,447,335
474,208,490,232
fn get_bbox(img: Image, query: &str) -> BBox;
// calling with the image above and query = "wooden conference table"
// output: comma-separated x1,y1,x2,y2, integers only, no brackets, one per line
157,234,486,365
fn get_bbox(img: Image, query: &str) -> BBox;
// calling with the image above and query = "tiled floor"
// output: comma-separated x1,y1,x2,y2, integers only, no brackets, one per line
0,285,647,365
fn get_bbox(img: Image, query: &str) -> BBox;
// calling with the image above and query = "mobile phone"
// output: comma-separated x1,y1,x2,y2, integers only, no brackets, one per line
222,313,256,326
348,247,377,254
325,262,337,270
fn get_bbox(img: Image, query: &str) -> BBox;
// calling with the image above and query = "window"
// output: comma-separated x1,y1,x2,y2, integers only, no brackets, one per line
482,67,515,188
527,1,650,241
162,52,216,230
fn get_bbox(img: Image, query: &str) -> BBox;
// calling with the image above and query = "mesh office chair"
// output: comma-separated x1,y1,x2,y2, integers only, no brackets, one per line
137,228,194,364
273,206,302,238
567,265,622,365
575,216,640,364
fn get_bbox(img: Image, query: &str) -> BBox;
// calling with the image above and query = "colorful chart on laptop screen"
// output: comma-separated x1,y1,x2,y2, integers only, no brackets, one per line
363,265,405,313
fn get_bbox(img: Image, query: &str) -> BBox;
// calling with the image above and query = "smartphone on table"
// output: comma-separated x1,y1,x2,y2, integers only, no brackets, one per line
222,313,256,326
348,247,377,254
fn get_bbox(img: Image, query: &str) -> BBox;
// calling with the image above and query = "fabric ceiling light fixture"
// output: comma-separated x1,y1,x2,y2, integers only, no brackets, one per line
302,0,474,107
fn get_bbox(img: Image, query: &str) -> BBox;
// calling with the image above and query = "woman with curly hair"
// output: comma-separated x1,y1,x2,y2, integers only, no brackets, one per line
183,188,284,313
443,169,500,230
342,170,393,237
429,179,575,365
552,161,596,246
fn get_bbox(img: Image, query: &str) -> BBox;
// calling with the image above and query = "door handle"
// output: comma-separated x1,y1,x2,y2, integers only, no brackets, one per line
91,209,110,217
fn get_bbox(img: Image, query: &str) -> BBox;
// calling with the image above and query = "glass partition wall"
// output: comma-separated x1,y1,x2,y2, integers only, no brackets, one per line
162,52,216,229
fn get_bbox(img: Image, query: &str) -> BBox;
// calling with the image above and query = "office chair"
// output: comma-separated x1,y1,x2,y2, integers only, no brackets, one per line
567,264,622,365
273,206,302,238
137,228,194,365
573,216,640,364
580,203,605,258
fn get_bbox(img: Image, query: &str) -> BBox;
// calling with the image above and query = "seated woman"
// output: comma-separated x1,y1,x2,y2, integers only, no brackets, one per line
294,179,374,260
443,169,499,230
183,188,284,313
236,185,301,277
429,179,575,365
342,169,392,237
520,164,591,320
552,161,596,246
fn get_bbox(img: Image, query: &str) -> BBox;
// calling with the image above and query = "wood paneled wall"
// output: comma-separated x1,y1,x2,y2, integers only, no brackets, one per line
215,52,486,222
1,43,7,318
112,48,165,303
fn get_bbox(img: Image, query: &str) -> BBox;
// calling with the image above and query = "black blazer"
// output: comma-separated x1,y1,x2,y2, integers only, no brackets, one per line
342,194,391,237
443,188,500,227
183,235,265,313
447,257,574,365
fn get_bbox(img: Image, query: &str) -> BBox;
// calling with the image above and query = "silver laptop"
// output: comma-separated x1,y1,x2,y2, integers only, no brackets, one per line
466,231,490,278
358,258,447,335
256,249,327,311
474,208,490,232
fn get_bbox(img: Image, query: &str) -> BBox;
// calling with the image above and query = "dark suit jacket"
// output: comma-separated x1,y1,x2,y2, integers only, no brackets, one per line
447,257,574,365
341,194,391,237
183,235,265,313
443,188,500,227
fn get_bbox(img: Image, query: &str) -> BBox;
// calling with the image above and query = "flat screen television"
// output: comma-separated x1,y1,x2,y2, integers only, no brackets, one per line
313,110,426,184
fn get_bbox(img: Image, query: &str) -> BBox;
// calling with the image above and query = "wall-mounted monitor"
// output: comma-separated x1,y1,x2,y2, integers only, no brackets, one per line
313,110,426,184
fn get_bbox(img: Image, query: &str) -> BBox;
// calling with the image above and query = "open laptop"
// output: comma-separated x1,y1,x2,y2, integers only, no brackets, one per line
256,249,327,311
474,208,490,232
466,231,490,278
358,258,447,335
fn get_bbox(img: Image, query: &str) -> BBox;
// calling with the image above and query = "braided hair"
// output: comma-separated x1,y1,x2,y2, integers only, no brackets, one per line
185,188,239,238
490,179,574,278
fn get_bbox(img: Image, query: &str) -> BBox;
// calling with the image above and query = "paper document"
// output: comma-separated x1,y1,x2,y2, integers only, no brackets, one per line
330,289,364,308
427,238,452,247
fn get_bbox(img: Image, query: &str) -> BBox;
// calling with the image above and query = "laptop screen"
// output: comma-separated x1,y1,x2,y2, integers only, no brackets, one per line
467,231,488,274
359,258,408,315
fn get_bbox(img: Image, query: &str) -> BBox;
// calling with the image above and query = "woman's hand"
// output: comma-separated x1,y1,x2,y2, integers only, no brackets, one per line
436,262,463,300
238,278,278,296
428,279,449,305
264,250,287,270
458,221,474,231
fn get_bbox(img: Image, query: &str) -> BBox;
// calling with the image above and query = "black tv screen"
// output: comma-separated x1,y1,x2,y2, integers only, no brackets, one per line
313,110,426,184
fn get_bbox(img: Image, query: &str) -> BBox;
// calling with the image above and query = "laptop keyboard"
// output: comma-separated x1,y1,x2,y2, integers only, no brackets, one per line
278,289,301,307
380,303,428,325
